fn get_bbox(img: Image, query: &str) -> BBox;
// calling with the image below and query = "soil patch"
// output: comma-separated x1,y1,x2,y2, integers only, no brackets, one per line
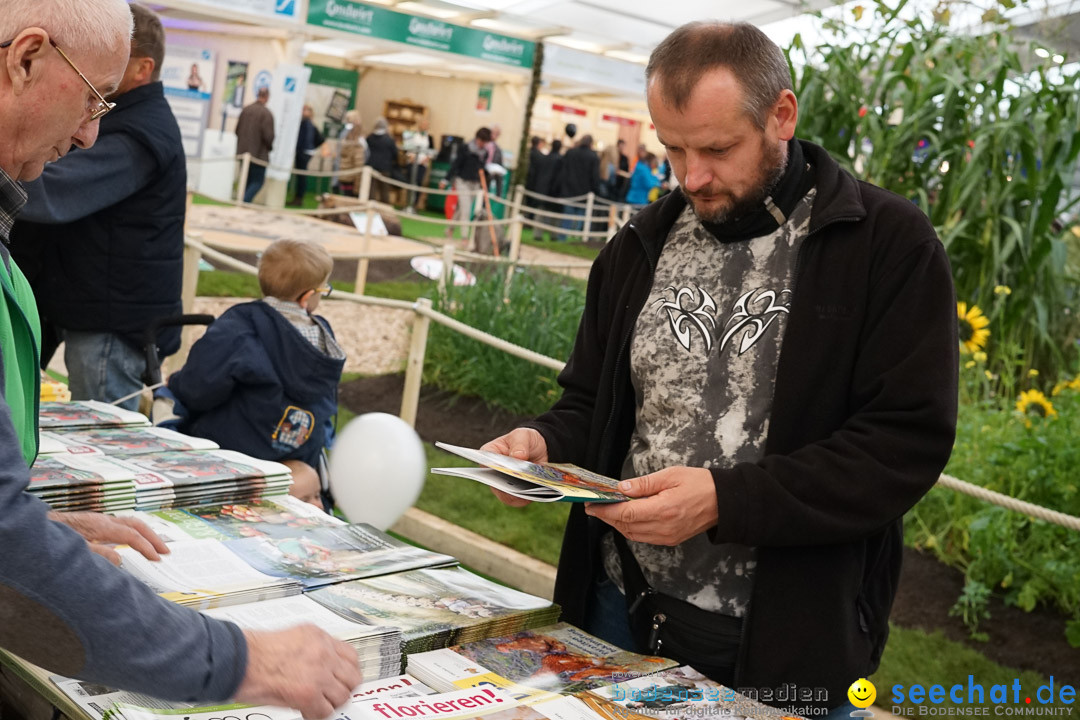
340,372,1079,682
339,372,530,449
892,547,1078,680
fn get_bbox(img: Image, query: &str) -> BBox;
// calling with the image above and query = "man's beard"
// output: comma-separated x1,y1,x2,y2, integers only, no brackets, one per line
687,137,787,225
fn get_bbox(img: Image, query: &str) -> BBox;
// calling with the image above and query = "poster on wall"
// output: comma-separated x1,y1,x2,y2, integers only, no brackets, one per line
476,82,493,113
224,61,249,117
305,65,359,138
266,64,313,183
161,45,216,157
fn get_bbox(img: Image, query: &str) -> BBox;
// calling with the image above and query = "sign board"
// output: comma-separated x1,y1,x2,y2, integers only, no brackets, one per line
307,0,535,70
602,113,639,127
169,0,301,22
161,45,216,157
552,103,587,117
543,44,646,99
266,64,313,182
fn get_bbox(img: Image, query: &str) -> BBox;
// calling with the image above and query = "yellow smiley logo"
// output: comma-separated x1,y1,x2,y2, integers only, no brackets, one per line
847,678,877,709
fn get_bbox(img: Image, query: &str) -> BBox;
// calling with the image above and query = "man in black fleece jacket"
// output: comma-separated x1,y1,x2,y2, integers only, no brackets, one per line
482,21,957,717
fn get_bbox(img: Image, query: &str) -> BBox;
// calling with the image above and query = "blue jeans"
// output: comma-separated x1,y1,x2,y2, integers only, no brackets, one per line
244,164,267,203
559,204,586,242
582,572,639,651
63,331,145,410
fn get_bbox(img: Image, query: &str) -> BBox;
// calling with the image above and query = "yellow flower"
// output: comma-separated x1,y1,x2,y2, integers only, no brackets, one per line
985,370,995,381
1052,380,1069,396
993,285,1012,296
973,351,988,363
1016,389,1057,428
965,361,976,369
958,302,990,354
1028,369,1039,378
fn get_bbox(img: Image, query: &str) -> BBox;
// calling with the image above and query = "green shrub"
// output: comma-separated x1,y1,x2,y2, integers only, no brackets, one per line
424,269,585,416
908,372,1080,644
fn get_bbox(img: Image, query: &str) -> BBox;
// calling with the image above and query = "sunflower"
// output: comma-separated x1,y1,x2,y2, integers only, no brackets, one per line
957,302,990,354
1015,389,1057,428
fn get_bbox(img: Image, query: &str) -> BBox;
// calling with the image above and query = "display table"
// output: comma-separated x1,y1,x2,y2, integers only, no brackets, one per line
0,649,89,720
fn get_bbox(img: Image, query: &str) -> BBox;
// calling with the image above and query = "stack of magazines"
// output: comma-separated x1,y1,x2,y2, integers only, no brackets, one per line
107,450,293,509
204,595,404,680
308,566,562,658
407,623,677,700
39,400,150,430
38,426,220,457
28,453,139,512
117,536,304,608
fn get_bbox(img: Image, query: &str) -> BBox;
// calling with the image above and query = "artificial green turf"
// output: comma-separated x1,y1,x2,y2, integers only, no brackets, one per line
413,444,569,566
873,624,1069,713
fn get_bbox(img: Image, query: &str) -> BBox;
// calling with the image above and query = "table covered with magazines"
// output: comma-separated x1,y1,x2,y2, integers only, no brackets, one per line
0,401,793,720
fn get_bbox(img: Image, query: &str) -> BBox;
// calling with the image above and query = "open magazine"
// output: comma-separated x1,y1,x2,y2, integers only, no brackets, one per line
432,443,627,503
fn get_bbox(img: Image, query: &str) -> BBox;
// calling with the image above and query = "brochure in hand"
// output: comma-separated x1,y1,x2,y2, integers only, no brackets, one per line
431,443,627,503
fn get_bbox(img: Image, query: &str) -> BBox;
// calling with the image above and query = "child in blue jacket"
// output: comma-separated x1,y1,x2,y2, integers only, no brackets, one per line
166,240,345,482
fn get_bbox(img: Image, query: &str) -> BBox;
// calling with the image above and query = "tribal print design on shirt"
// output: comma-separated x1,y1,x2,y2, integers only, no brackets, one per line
602,189,816,618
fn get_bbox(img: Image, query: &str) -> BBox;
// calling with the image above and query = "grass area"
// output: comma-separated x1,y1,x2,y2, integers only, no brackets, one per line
413,444,569,566
196,269,433,304
873,624,1069,713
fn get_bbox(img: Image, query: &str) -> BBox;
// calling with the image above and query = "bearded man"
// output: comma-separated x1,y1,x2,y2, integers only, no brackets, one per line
481,20,958,718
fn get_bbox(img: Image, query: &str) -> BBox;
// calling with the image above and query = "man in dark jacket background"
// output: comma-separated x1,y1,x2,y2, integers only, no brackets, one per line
555,134,599,241
481,21,957,717
12,3,186,410
236,86,275,202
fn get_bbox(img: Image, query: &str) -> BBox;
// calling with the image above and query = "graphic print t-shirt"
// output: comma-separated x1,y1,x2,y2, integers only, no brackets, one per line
602,189,816,617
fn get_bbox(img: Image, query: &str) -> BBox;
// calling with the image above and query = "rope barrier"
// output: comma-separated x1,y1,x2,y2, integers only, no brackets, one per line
936,474,1080,531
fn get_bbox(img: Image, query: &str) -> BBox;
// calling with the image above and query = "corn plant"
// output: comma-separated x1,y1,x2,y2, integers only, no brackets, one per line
790,0,1080,387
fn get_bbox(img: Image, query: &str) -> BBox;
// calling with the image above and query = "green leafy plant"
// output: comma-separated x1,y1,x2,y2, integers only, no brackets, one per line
424,268,585,416
790,0,1080,387
949,578,993,641
909,376,1080,645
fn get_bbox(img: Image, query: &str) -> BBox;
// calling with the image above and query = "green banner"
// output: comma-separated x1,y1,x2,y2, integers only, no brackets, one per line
307,0,535,70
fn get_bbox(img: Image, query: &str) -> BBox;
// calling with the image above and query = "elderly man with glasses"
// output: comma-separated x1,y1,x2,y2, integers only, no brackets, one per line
0,1,362,718
12,3,189,412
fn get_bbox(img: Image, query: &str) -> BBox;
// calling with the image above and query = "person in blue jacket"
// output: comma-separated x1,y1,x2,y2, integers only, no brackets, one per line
625,152,661,206
166,239,345,477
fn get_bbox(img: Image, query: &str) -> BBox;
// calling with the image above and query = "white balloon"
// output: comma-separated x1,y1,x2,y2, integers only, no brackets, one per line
328,413,426,530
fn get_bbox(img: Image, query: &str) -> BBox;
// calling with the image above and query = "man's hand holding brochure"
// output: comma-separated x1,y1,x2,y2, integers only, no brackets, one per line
432,442,628,504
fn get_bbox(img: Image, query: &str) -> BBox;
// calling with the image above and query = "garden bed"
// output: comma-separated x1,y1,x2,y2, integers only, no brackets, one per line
340,372,1080,682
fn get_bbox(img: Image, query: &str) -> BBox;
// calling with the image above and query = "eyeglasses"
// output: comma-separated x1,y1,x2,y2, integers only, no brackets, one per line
0,37,116,121
296,286,333,302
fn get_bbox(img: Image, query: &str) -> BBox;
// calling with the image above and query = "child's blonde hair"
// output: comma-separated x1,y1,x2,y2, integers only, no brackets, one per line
257,240,334,300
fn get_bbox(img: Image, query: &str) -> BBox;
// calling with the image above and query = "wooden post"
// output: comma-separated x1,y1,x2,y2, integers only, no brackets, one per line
355,203,374,295
237,153,251,205
439,243,455,297
171,237,203,372
504,185,525,296
400,298,433,428
583,191,595,242
358,165,373,204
